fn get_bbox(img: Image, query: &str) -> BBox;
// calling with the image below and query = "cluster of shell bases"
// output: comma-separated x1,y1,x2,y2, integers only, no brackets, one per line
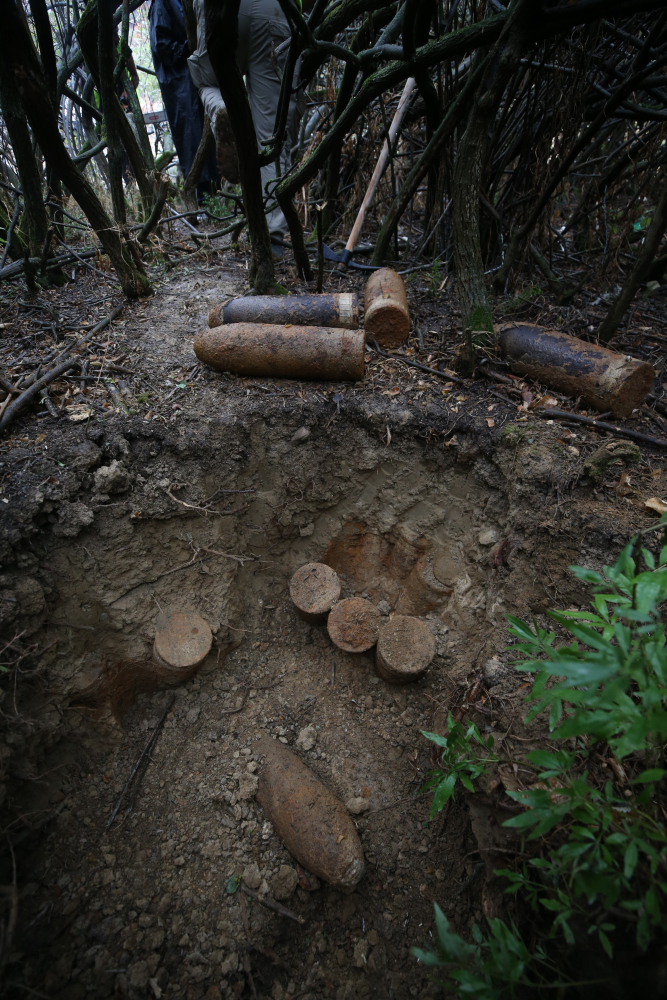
195,268,411,381
289,562,436,684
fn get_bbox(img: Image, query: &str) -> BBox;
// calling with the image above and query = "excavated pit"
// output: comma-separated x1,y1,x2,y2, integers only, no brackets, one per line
1,269,651,1000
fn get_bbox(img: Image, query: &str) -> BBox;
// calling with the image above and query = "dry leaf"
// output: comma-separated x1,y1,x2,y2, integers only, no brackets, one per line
441,383,454,393
487,418,495,428
383,386,400,396
456,394,467,402
385,425,391,446
650,468,663,479
616,471,633,497
645,497,667,515
67,405,93,423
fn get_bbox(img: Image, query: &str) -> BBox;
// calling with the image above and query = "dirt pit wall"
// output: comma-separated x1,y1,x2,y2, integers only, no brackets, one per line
0,401,635,1000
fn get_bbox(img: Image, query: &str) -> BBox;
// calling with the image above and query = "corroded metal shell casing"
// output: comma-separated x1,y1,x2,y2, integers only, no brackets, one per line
375,614,436,684
289,562,341,625
497,324,654,419
194,323,365,381
208,293,358,330
152,611,212,682
364,268,410,348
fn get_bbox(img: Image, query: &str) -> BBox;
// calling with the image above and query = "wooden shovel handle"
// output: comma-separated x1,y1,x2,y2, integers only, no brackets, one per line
345,77,417,255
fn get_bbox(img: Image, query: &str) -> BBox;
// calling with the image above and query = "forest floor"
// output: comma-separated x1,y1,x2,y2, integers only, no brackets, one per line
1,220,666,1000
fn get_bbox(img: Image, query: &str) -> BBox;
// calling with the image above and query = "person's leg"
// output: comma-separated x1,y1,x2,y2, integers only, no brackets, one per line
243,0,292,239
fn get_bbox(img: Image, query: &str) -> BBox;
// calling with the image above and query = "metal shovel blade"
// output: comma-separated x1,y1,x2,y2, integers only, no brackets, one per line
321,244,381,271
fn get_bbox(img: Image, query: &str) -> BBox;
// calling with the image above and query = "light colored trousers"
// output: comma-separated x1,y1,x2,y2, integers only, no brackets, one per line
195,0,301,238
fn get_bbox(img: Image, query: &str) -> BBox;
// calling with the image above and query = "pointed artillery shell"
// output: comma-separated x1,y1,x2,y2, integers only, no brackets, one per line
289,562,341,624
497,323,655,419
256,736,365,888
208,293,359,330
194,323,365,381
364,268,410,348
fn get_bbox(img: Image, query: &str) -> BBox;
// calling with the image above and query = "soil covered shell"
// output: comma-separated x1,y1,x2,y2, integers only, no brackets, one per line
153,610,212,680
376,614,436,683
256,736,365,889
289,562,341,623
327,597,381,652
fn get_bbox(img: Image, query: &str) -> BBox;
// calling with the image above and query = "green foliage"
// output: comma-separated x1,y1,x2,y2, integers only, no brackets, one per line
412,906,558,1000
415,522,667,995
421,715,497,818
500,284,543,315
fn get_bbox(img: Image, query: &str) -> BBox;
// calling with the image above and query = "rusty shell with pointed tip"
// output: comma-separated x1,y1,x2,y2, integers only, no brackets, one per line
256,736,365,889
364,267,410,349
497,323,654,418
208,293,359,330
194,323,366,381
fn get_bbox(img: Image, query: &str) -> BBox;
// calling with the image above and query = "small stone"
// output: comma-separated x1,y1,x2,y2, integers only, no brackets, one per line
367,930,379,947
272,982,285,1000
478,528,498,546
291,427,310,444
243,862,261,890
238,774,259,801
346,797,370,815
353,939,368,968
94,459,131,494
246,760,259,773
336,949,346,967
584,438,641,483
482,656,505,688
377,600,391,616
128,960,149,990
296,725,317,752
174,856,186,867
271,865,298,900
367,942,387,972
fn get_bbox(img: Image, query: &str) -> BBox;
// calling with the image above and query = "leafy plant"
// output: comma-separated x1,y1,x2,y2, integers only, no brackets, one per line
415,522,667,996
421,714,497,818
413,905,561,1000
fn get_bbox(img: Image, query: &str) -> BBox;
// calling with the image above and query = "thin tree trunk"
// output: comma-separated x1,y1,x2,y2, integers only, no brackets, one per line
0,64,48,256
452,0,534,332
76,1,156,210
371,56,487,266
4,0,150,298
205,0,274,292
598,180,667,344
99,0,126,224
182,117,214,213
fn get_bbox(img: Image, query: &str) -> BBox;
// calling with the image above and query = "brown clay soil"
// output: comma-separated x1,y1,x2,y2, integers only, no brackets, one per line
1,228,666,1000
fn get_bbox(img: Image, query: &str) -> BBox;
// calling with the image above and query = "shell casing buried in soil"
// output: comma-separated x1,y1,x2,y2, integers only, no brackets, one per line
375,614,436,684
256,736,365,888
194,323,366,381
289,562,341,624
497,323,655,419
364,267,410,349
152,610,212,682
327,597,381,652
208,293,359,330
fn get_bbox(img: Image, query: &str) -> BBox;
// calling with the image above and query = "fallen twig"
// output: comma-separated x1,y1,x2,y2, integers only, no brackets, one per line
537,408,667,449
241,882,305,924
106,695,175,830
369,340,468,385
0,358,82,432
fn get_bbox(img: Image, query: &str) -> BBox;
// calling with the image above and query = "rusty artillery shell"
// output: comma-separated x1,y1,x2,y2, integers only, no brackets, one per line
290,562,341,624
497,323,655,418
375,615,436,684
208,293,359,330
327,597,381,653
152,610,212,682
194,323,365,381
364,267,410,349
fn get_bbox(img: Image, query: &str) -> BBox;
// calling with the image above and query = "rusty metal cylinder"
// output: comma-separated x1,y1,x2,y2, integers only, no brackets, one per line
364,267,410,349
194,323,366,381
208,293,359,330
497,323,655,419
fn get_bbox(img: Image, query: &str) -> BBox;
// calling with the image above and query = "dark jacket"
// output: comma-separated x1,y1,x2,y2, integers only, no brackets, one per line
149,0,216,186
